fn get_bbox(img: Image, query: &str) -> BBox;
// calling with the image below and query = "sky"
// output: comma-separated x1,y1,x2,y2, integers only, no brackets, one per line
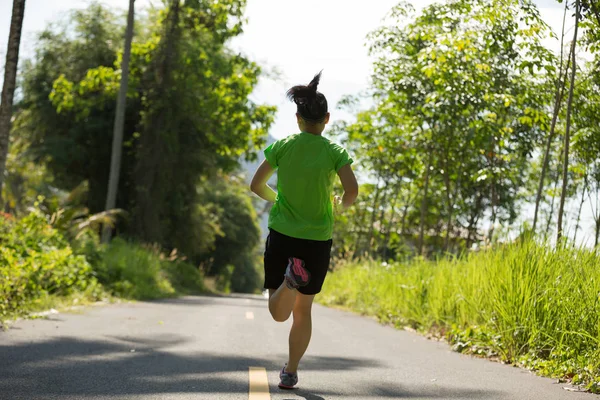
1,0,595,245
0,0,569,140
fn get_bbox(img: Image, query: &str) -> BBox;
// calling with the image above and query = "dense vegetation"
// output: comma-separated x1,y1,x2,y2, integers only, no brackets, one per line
331,0,600,260
1,0,272,315
321,241,600,392
0,208,102,320
0,203,207,322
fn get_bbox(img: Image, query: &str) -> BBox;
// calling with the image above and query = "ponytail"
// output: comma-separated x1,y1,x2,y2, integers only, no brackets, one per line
286,71,328,123
286,71,322,102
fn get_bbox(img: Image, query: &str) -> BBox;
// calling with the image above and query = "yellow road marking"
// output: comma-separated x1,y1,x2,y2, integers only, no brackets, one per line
249,367,270,400
246,311,255,320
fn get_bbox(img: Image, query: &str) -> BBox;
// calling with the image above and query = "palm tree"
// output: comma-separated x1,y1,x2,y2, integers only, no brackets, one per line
0,0,26,205
43,181,126,242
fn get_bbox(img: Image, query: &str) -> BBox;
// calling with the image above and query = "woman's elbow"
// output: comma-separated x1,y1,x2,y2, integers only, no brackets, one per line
250,180,261,194
348,184,359,199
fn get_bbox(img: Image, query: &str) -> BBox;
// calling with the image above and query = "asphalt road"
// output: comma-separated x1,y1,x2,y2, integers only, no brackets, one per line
0,295,593,400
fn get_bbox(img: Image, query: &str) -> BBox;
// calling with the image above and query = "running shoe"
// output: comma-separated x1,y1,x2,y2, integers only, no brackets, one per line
284,257,310,289
278,365,298,389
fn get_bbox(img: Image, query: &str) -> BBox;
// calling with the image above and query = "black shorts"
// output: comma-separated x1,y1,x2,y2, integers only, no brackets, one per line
264,229,333,295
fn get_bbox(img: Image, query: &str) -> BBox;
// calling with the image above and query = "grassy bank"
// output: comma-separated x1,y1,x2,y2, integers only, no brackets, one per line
93,238,206,299
0,210,207,325
320,241,600,393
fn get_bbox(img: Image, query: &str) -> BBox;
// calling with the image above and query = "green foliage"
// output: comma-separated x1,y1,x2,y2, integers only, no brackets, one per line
2,132,54,214
0,208,103,320
333,0,558,257
229,254,264,294
12,2,127,213
0,204,205,321
197,175,263,293
92,238,205,299
13,1,275,268
571,65,600,246
129,0,275,247
32,182,126,245
320,241,600,392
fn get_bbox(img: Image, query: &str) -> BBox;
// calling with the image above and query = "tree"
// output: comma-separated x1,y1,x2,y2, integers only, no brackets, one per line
102,0,136,243
557,0,580,242
532,0,570,234
346,0,555,256
197,174,262,293
17,1,275,263
572,68,600,247
0,0,26,204
15,3,126,213
128,0,275,254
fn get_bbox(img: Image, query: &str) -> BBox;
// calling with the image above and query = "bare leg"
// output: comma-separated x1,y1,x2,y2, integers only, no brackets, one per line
268,283,297,322
286,293,315,373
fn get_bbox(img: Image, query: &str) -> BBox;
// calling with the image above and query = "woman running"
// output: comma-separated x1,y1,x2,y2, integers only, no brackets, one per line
250,71,359,390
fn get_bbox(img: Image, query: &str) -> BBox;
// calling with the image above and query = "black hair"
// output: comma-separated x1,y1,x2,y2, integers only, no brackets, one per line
286,71,328,123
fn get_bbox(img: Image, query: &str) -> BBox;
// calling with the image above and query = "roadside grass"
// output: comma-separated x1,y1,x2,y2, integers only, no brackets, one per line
93,238,206,300
319,241,600,393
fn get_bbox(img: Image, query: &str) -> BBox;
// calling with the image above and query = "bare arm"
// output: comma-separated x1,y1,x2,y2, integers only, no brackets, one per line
250,160,277,203
337,164,359,210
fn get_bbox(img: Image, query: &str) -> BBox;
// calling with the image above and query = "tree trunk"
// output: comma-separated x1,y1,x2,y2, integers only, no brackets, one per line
0,0,26,202
545,171,561,237
573,175,587,244
374,180,390,255
382,185,401,260
488,184,498,243
352,202,368,258
102,0,136,243
400,201,410,237
590,183,600,248
418,150,433,256
488,139,498,243
532,1,569,234
557,0,580,243
365,177,382,257
595,218,600,248
466,193,483,250
442,153,453,251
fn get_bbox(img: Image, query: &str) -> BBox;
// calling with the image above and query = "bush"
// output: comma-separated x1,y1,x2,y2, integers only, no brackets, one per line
0,209,102,320
230,254,263,294
320,241,600,392
197,175,263,293
93,238,205,299
0,206,207,322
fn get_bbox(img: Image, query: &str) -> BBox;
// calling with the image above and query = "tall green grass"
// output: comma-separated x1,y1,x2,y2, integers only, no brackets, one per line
94,238,206,300
320,241,600,392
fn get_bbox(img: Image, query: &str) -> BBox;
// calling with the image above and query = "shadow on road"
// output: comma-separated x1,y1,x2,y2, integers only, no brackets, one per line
0,334,501,399
284,388,327,399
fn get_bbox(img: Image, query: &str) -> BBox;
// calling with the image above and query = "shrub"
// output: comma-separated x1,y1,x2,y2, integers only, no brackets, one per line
197,175,263,293
93,238,205,299
0,209,102,320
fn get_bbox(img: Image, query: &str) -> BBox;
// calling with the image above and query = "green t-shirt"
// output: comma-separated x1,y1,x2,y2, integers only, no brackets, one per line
264,132,353,241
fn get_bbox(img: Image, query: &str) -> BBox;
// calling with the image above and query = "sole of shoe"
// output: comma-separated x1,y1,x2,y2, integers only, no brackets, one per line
289,257,310,286
278,383,296,390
